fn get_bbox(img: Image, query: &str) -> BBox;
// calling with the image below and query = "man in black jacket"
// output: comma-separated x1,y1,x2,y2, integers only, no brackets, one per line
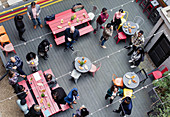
27,104,41,117
38,39,52,60
14,15,26,42
14,85,28,100
64,26,80,52
51,87,67,109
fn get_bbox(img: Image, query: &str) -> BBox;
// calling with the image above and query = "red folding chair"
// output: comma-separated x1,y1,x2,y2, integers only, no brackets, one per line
114,29,127,44
148,65,168,80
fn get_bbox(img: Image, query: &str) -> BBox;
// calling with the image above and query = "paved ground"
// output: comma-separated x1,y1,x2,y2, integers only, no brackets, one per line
0,58,24,117
0,0,156,117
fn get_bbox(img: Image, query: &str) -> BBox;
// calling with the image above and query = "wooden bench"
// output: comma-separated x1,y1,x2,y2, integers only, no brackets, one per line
43,69,70,111
54,25,94,45
18,80,35,109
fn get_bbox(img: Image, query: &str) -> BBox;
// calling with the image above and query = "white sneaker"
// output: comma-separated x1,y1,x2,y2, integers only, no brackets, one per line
130,65,137,68
101,45,106,48
128,60,133,63
99,40,102,43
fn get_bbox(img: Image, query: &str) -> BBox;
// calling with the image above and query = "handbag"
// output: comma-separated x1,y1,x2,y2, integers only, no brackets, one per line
71,3,84,12
44,14,55,24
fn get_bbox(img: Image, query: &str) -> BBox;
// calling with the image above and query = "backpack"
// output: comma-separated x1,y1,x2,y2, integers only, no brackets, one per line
71,3,84,12
44,14,55,25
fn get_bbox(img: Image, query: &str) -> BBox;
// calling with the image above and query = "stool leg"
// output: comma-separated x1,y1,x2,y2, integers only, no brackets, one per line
136,0,138,3
6,52,8,57
114,35,117,39
74,79,78,84
13,50,16,54
116,39,120,44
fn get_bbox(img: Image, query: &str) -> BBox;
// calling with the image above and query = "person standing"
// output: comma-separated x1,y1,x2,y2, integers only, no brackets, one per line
14,15,26,42
111,9,125,30
105,85,123,104
27,2,43,29
100,23,113,48
8,70,26,88
73,105,89,117
125,30,145,55
64,26,80,52
94,8,109,34
6,56,26,75
26,52,39,73
38,39,52,60
51,87,67,109
64,88,80,109
128,47,145,68
113,97,133,116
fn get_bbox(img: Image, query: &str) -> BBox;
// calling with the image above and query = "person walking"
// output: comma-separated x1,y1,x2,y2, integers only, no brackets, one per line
64,88,80,109
38,39,52,60
73,105,89,117
100,23,113,48
105,85,123,104
94,8,109,34
6,56,26,75
64,26,80,52
26,52,39,73
27,2,43,29
113,97,133,116
51,87,67,109
128,47,145,68
8,70,26,88
125,30,145,55
111,9,125,30
14,15,26,42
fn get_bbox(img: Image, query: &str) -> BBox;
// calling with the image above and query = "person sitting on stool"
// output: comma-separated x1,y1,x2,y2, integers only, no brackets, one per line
64,26,80,52
51,87,67,109
124,30,145,56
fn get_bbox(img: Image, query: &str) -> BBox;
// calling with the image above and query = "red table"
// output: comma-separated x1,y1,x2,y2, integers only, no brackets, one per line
47,9,93,45
27,70,60,117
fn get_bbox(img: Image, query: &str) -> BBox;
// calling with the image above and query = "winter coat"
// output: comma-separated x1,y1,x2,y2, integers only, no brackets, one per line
65,28,80,43
64,88,79,104
102,24,113,40
96,12,109,25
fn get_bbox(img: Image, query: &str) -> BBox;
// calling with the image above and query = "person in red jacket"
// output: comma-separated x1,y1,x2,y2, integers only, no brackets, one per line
94,8,109,34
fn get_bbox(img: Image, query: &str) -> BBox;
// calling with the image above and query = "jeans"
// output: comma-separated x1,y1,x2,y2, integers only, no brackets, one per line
100,36,107,46
16,62,26,75
32,17,42,26
65,42,73,49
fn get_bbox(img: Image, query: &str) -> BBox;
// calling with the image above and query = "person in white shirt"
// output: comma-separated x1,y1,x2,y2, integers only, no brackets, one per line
26,52,39,73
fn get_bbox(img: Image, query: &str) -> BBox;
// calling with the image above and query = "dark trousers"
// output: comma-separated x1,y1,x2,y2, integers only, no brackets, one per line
65,42,73,49
105,94,114,104
56,100,66,109
19,31,24,39
116,105,125,116
17,62,26,75
111,18,121,30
